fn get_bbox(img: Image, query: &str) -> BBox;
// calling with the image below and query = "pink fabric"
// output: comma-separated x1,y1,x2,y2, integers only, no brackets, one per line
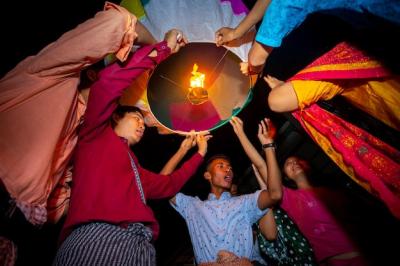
324,255,368,266
61,42,204,242
220,0,249,15
289,42,391,81
281,187,362,263
293,105,400,219
0,3,136,224
169,101,221,131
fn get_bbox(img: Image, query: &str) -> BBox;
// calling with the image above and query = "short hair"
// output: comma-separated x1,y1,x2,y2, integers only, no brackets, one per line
111,105,144,128
205,154,231,171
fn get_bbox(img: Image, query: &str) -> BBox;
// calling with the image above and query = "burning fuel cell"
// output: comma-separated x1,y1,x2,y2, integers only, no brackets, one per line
187,64,208,105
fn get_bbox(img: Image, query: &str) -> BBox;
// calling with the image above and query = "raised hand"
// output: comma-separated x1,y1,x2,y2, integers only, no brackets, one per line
196,132,212,157
229,116,245,136
179,131,197,153
215,27,237,47
239,62,250,76
164,29,188,54
258,118,276,145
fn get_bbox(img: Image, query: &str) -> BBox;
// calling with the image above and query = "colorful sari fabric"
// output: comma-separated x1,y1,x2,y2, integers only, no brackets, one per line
290,42,400,131
292,105,400,218
256,208,317,266
289,42,400,219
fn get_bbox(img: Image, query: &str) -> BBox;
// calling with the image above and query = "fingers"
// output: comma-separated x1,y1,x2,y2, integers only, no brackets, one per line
240,62,249,76
260,119,267,134
165,29,187,53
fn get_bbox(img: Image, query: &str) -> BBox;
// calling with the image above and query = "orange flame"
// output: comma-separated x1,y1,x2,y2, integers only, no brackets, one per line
190,64,205,88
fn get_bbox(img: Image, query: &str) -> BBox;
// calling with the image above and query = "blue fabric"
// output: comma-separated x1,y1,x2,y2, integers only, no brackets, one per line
256,0,400,47
172,191,268,264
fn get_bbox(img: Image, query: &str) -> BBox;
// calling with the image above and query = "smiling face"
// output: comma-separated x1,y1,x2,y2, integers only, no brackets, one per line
283,156,310,181
113,111,145,145
204,157,234,192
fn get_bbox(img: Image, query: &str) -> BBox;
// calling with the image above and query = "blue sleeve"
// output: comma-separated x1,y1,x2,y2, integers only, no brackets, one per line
255,0,309,47
170,193,195,219
243,190,269,224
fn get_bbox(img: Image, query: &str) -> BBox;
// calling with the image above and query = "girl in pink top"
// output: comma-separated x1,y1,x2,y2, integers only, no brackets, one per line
280,157,368,266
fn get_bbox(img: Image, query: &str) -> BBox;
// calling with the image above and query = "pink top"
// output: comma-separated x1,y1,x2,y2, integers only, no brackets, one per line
60,41,204,242
281,187,359,262
0,2,136,223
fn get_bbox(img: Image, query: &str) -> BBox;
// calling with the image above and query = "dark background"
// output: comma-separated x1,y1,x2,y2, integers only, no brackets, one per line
1,1,400,265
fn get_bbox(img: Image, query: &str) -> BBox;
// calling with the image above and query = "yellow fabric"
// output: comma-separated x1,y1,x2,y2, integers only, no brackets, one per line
292,77,400,130
292,80,344,110
120,0,146,19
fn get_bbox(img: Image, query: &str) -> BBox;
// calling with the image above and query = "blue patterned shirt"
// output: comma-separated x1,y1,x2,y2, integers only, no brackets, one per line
172,191,268,264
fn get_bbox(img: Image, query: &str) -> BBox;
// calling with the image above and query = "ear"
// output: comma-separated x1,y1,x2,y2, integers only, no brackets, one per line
204,171,211,181
112,113,121,125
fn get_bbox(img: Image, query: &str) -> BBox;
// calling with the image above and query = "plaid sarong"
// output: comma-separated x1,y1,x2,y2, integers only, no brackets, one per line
53,222,155,266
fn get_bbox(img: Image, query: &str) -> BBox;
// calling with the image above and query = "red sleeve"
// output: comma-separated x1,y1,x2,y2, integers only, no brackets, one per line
140,153,204,199
79,41,170,139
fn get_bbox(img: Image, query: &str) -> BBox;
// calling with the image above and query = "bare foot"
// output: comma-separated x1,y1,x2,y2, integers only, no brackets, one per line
263,75,284,89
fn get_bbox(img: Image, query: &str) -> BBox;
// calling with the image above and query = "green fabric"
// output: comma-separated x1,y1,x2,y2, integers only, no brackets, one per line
256,208,317,266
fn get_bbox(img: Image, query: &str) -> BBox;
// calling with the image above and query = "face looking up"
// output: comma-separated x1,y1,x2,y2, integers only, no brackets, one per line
205,158,234,191
283,156,309,180
114,111,145,145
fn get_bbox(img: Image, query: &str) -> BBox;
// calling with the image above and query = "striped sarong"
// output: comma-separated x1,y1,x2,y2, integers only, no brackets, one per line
53,222,155,266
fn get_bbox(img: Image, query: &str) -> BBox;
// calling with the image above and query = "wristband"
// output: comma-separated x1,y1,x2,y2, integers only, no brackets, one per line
262,143,276,149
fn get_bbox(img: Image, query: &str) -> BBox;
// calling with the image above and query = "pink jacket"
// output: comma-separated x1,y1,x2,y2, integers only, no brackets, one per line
0,2,136,224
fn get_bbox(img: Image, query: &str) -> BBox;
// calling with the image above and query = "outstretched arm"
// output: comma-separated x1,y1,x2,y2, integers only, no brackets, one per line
81,29,186,139
257,118,282,210
252,164,267,190
169,132,212,205
230,116,268,178
215,0,271,46
160,132,197,175
30,3,137,76
252,164,278,240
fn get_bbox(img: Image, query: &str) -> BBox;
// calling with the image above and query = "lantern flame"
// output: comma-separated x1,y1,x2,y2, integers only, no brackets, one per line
187,64,208,105
190,64,205,88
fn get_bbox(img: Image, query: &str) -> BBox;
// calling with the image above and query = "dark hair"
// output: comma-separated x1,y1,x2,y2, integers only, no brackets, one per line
205,154,231,172
282,155,315,188
111,105,144,128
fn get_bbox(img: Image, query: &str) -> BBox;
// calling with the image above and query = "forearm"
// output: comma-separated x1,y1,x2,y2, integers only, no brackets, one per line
248,41,273,73
255,172,267,190
30,4,135,76
160,149,187,175
81,42,170,136
264,147,282,199
235,0,271,37
145,153,204,199
96,41,169,99
135,20,158,45
237,133,268,177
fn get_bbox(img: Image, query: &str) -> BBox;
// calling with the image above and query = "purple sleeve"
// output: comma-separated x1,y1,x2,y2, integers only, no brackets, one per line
80,41,170,139
141,153,204,199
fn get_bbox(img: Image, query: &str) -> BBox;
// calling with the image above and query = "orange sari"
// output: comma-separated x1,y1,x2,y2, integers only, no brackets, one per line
290,42,400,219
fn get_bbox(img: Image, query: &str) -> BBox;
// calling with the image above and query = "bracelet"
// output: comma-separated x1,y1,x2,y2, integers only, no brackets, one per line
262,143,276,149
